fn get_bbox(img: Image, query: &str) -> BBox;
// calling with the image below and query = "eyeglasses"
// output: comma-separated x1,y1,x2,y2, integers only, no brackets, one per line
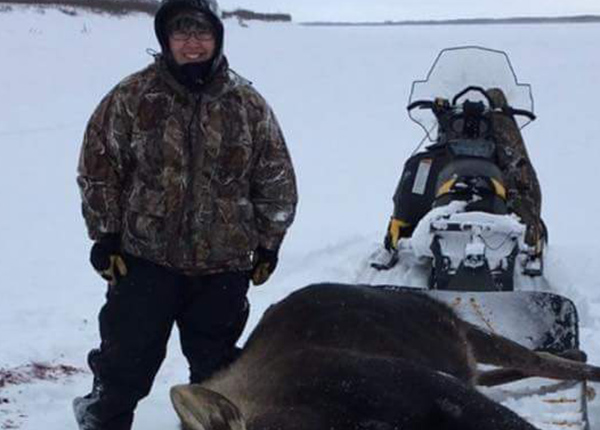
170,30,215,42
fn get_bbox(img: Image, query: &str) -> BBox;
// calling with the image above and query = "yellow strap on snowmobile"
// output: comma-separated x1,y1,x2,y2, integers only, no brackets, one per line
491,178,507,200
437,178,506,199
389,218,411,248
436,179,457,197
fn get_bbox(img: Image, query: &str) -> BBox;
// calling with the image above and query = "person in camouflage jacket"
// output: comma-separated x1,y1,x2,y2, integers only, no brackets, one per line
74,0,297,429
487,88,544,253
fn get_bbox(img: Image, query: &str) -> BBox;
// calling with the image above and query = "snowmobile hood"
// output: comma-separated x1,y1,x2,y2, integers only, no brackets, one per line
154,0,225,65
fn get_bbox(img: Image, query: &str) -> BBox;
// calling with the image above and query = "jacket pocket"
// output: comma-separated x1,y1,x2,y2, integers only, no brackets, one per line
214,138,253,186
123,187,167,256
206,198,257,262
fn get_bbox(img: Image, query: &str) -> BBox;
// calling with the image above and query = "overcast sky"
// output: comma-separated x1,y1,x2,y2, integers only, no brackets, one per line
218,0,600,22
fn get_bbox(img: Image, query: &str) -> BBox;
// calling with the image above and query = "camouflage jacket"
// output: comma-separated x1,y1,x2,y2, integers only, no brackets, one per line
77,56,298,275
488,88,543,244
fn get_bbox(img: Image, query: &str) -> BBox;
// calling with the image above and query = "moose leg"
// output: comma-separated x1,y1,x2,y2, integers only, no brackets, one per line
465,323,600,383
477,368,529,387
477,349,589,387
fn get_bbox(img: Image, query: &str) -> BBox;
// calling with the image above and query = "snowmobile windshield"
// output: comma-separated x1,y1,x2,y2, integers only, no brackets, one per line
408,46,534,141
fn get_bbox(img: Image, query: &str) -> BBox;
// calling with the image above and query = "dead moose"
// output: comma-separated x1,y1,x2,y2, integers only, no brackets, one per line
170,283,600,430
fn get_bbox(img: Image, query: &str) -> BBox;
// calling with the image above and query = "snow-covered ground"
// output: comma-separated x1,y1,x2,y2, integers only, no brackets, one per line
1,7,600,429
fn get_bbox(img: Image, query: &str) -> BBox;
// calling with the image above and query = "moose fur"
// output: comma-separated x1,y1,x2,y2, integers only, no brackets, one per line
171,283,600,430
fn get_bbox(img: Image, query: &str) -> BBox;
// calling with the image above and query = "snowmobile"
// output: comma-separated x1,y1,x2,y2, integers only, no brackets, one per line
372,46,545,292
364,47,591,430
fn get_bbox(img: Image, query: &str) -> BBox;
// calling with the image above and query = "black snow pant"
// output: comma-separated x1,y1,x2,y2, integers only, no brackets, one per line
74,255,250,430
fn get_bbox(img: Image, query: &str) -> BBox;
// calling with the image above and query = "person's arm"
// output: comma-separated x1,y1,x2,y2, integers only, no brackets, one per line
77,88,132,241
248,96,297,285
250,101,298,252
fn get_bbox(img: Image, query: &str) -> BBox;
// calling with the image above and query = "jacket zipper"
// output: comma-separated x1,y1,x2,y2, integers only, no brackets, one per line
170,94,203,265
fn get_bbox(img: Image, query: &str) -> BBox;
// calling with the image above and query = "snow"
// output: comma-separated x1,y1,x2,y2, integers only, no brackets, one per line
1,6,600,429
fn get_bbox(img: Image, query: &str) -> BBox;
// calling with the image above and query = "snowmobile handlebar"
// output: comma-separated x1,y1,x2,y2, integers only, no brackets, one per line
452,86,536,121
504,107,536,121
407,97,536,121
407,100,436,111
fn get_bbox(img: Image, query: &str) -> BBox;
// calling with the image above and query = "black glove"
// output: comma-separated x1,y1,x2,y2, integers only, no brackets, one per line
90,234,127,286
251,246,279,286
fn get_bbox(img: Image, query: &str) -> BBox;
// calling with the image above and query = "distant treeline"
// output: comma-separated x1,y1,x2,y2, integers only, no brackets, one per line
0,0,158,15
0,0,292,21
303,15,600,26
223,9,291,22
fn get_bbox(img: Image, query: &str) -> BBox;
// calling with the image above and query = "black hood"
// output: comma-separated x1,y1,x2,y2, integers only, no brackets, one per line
154,0,225,63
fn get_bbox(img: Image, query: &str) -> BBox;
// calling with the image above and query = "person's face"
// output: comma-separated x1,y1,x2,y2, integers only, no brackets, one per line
169,30,216,65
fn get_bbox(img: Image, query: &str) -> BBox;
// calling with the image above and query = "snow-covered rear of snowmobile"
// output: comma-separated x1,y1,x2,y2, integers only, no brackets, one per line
410,201,528,291
438,289,591,430
375,46,544,291
437,289,591,430
380,285,592,430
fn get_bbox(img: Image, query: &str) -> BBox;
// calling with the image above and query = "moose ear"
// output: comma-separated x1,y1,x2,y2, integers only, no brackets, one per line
170,384,245,430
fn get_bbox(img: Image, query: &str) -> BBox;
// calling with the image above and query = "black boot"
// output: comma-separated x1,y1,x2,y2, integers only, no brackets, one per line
73,388,134,430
